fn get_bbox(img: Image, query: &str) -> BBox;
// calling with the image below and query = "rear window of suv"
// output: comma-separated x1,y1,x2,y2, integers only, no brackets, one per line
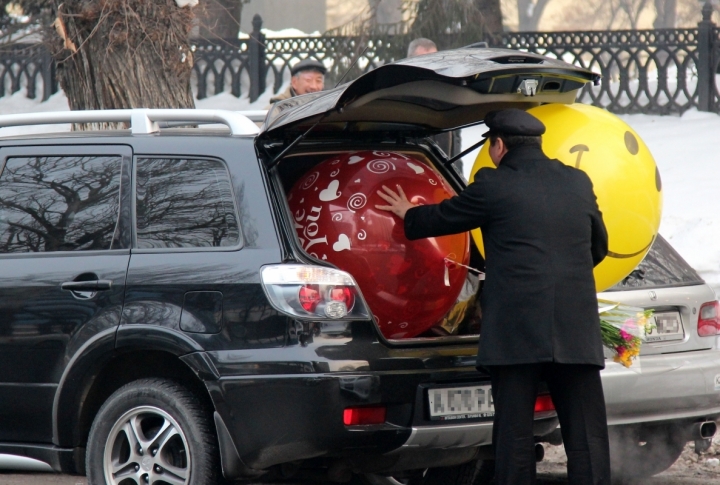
606,234,704,290
135,157,241,249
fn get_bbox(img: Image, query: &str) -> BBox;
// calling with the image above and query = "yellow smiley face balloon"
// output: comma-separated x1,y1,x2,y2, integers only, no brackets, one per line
471,103,662,292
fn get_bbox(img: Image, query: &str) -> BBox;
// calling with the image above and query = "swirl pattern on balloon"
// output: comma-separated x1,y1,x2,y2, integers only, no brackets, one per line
367,159,396,174
286,150,469,340
301,171,320,189
330,168,341,177
347,193,367,212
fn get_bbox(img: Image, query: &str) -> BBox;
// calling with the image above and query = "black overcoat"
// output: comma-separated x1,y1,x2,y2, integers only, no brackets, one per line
405,146,609,367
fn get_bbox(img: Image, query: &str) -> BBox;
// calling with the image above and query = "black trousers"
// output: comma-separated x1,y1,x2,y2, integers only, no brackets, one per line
488,363,611,485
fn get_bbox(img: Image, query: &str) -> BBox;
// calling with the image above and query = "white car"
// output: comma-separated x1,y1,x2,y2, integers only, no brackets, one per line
597,234,720,479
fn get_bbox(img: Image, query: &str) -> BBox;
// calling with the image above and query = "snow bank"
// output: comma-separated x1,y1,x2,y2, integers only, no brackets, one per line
620,110,720,292
238,28,321,39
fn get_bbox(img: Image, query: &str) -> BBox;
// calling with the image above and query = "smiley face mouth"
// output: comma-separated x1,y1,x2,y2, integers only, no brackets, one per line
606,239,653,259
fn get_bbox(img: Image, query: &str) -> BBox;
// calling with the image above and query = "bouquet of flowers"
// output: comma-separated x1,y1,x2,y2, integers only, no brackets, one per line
598,299,655,367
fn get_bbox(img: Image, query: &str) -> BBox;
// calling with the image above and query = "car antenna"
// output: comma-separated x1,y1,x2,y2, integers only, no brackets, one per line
335,45,370,88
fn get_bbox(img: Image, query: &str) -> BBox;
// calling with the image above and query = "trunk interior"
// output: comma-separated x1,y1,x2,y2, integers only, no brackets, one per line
273,142,484,343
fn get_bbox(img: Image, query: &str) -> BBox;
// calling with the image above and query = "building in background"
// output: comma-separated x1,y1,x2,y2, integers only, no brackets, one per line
237,0,716,37
241,0,328,33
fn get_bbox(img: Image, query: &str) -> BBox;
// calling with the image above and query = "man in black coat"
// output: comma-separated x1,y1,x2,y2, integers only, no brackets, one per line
376,109,611,485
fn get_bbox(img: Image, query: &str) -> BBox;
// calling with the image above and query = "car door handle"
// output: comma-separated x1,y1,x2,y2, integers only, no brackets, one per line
61,280,113,292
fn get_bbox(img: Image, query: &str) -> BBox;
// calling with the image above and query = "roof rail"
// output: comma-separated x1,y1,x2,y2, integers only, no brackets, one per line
237,110,268,123
0,109,260,136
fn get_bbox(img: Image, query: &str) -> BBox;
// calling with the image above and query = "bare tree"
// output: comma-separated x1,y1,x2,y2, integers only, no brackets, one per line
654,0,677,28
195,0,248,40
618,0,651,29
18,0,199,119
554,0,666,30
517,0,551,31
409,0,503,45
476,0,504,34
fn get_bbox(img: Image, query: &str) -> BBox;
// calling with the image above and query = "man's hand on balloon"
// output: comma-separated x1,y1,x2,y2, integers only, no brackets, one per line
375,184,417,220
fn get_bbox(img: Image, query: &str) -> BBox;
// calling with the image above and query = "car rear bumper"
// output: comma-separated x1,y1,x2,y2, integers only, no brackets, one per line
205,369,557,472
602,348,720,426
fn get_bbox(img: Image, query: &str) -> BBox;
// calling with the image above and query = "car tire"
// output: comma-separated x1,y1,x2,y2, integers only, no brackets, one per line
608,424,686,480
86,378,219,485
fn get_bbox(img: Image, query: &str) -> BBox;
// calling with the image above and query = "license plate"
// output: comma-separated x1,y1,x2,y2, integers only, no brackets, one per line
427,384,494,421
646,311,684,342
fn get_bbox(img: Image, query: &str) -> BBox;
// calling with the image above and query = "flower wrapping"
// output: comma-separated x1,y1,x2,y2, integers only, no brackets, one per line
598,299,655,368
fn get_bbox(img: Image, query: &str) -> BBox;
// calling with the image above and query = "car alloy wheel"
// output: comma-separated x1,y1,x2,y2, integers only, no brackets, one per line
86,378,219,485
104,405,190,485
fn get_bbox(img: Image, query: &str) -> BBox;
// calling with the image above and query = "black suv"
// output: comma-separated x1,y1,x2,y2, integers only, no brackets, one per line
0,49,598,484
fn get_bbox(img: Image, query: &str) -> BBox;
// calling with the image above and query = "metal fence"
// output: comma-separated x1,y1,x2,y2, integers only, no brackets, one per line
498,29,703,115
1,10,719,115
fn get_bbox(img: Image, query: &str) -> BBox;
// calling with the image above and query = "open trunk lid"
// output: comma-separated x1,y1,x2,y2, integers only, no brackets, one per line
262,48,600,344
260,47,599,147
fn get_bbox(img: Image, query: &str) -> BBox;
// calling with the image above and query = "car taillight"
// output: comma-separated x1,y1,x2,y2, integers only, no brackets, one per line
330,286,355,310
698,301,720,337
261,265,370,321
298,285,321,312
343,406,387,426
534,394,555,413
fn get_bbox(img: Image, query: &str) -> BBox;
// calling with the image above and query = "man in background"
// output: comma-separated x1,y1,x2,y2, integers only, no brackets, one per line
407,38,462,172
407,37,438,57
268,59,326,105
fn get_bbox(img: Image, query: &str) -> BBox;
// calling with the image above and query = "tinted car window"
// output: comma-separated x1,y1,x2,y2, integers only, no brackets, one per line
136,158,241,249
0,155,122,253
607,234,703,290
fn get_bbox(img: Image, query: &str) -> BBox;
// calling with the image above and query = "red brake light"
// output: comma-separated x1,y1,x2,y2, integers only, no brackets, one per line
330,286,355,310
698,301,720,337
534,394,555,413
298,284,321,312
343,406,387,426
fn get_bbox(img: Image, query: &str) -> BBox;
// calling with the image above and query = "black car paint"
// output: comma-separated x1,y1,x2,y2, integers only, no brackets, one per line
0,133,516,477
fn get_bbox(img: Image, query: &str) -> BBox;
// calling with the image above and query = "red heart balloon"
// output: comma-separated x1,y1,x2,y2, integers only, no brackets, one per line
288,151,469,339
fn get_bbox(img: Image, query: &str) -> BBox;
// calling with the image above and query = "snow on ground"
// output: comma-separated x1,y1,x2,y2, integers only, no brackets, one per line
621,110,720,292
0,90,718,293
238,28,321,39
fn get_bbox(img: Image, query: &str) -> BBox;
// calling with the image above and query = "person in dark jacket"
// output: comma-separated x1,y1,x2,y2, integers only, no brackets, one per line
267,59,326,107
375,108,611,485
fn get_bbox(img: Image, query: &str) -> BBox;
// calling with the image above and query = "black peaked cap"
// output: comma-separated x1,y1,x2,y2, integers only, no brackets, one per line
291,59,327,76
484,109,546,136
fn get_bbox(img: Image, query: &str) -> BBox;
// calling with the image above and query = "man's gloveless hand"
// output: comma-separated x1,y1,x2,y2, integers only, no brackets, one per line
375,184,417,220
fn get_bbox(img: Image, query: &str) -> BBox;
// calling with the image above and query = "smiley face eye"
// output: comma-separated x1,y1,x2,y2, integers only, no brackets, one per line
655,166,662,191
624,131,639,155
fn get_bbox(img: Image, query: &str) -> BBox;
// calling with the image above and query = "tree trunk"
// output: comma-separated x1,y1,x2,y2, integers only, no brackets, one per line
653,0,677,28
49,0,196,122
517,0,550,31
474,0,504,34
196,0,243,40
409,0,502,49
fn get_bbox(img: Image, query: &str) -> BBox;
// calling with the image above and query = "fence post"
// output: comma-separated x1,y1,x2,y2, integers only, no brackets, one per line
697,0,715,112
249,14,266,103
41,49,58,102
